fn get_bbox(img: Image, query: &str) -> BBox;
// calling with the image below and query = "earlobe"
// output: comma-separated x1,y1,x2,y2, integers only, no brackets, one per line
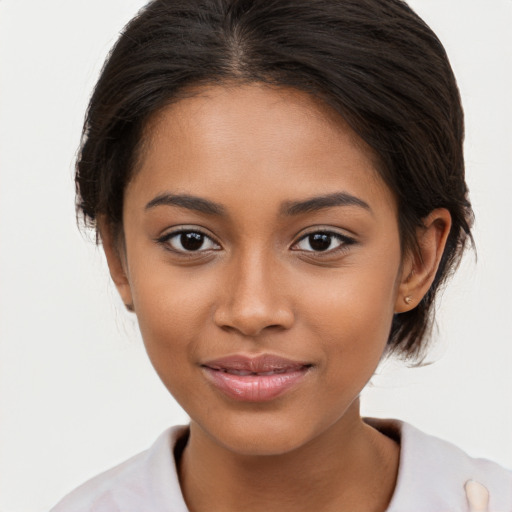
97,217,135,313
395,208,452,313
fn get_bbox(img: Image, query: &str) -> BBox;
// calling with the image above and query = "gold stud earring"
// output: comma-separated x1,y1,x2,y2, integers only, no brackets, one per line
404,296,412,305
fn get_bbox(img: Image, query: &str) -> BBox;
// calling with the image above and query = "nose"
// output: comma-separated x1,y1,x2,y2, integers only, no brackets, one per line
213,252,295,337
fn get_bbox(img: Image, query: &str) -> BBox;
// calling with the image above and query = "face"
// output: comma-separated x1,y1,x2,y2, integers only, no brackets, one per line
114,84,409,456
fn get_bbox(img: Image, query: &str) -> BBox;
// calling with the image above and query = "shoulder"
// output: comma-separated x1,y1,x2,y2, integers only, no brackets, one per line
50,426,189,512
366,418,512,512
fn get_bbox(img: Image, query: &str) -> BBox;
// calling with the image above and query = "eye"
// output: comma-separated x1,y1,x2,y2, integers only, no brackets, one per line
158,230,220,253
293,231,354,253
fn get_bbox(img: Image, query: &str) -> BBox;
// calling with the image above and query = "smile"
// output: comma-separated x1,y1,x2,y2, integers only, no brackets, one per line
201,354,312,402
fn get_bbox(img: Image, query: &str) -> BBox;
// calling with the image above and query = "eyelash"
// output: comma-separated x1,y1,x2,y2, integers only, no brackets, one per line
156,228,356,256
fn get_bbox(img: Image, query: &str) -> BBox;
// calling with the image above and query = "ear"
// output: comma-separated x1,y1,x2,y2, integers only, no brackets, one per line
97,216,135,313
395,208,452,313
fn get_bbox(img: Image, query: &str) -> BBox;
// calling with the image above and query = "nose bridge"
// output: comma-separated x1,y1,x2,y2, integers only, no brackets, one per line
235,247,276,305
214,244,293,336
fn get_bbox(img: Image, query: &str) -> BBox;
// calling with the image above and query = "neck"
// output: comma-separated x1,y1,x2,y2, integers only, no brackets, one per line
178,401,399,512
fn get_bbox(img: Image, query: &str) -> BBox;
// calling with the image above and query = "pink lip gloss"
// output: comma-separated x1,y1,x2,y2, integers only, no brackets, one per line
201,354,312,402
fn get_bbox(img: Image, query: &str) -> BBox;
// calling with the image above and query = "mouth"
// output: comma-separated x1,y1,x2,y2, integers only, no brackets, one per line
201,354,312,402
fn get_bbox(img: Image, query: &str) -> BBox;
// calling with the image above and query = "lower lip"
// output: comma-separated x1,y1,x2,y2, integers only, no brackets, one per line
202,367,310,402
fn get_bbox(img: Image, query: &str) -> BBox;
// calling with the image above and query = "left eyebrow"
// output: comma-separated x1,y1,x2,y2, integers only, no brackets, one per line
281,192,371,216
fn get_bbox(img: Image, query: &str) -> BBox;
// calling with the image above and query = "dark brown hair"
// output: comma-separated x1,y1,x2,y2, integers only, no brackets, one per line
76,0,473,361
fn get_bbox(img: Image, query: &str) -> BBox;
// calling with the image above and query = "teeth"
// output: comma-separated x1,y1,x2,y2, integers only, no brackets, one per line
211,367,304,377
218,368,301,376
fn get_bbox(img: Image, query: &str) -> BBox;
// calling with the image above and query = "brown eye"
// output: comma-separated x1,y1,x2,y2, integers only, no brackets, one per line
308,233,333,251
293,231,355,253
162,230,220,253
180,232,205,251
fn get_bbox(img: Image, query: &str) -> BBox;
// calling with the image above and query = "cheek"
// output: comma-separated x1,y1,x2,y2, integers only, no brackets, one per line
301,279,396,415
296,251,401,374
299,264,399,340
127,258,219,370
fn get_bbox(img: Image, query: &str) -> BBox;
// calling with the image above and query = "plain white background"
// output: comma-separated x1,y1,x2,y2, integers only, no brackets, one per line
0,1,511,510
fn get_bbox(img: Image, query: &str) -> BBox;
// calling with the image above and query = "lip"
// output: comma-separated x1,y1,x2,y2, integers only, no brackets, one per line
201,354,312,402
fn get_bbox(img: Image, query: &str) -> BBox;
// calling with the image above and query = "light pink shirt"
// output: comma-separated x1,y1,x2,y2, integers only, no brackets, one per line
51,419,512,512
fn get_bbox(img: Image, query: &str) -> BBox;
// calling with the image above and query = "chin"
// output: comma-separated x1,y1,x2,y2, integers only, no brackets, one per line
191,409,332,457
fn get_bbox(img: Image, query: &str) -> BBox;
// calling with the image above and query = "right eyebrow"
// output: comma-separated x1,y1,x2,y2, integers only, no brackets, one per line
145,193,226,216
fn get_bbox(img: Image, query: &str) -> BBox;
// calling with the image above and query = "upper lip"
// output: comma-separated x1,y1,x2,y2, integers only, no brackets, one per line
201,354,311,373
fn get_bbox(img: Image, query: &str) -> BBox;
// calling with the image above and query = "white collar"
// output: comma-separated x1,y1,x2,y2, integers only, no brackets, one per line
366,418,511,511
94,420,512,511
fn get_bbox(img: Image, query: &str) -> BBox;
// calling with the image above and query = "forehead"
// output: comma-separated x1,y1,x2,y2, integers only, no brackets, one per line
129,83,394,215
144,83,376,166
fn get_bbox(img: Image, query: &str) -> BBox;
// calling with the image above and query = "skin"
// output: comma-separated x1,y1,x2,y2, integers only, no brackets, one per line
101,84,451,512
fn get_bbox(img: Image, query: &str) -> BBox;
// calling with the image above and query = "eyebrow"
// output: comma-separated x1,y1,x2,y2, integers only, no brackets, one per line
281,192,371,216
145,193,226,216
144,191,371,217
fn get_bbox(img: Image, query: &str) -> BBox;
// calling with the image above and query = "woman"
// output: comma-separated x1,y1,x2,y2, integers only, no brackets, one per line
50,0,511,510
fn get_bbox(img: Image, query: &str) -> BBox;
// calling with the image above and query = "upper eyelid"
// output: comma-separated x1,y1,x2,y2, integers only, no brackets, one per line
298,229,350,239
293,228,355,244
158,226,217,241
